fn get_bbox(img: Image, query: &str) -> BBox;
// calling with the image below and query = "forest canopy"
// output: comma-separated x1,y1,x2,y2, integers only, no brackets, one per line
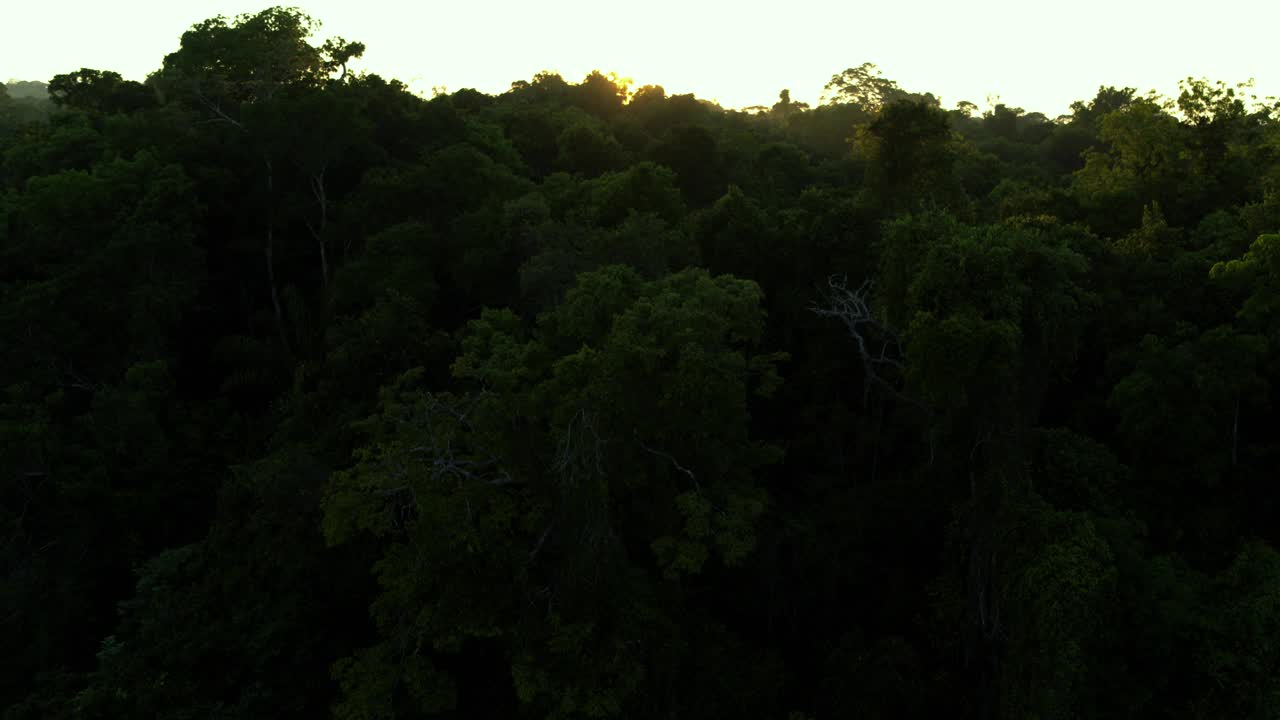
4,6,1280,719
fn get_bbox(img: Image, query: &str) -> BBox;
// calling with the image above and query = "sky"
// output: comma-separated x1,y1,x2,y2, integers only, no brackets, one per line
4,0,1278,116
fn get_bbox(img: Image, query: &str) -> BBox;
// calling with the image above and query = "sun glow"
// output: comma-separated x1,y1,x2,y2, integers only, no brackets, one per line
5,0,1277,115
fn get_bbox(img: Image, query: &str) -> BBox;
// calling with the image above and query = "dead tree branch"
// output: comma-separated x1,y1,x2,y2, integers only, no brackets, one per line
635,432,700,490
810,274,929,417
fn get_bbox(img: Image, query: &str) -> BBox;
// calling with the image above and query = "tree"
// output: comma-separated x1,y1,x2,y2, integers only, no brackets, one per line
771,89,809,118
72,449,368,719
574,70,630,119
651,124,726,205
858,99,968,214
0,152,208,711
1072,94,1193,232
156,7,330,113
556,119,625,176
324,266,783,718
822,62,908,110
1068,85,1137,129
154,6,368,346
1213,233,1280,340
48,69,155,114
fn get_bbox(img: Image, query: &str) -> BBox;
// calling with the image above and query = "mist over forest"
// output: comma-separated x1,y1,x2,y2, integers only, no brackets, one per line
4,6,1280,719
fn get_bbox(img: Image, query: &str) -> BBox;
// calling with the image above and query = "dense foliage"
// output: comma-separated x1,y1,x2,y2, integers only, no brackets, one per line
5,7,1280,719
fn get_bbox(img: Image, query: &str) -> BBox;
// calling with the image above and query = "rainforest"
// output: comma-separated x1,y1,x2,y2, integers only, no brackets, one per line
3,6,1280,719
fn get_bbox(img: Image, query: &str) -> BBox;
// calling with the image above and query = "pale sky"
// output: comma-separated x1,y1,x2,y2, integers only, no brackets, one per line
3,0,1277,116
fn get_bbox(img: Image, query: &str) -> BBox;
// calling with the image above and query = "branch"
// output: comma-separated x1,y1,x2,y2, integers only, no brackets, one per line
528,522,555,562
811,274,929,416
194,91,246,132
373,392,520,533
635,432,699,490
553,408,605,482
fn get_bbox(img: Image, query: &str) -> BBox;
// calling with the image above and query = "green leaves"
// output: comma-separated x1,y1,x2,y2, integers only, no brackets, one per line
906,310,1019,412
324,265,780,716
556,120,625,177
880,216,1095,425
857,99,968,214
48,69,155,115
158,7,331,112
1110,325,1267,489
11,15,1280,719
1000,506,1117,720
821,63,909,111
1213,233,1280,333
1202,541,1280,717
0,151,203,384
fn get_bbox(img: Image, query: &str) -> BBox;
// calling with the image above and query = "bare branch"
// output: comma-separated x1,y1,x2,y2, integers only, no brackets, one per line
193,89,246,132
370,392,521,532
528,522,555,562
553,408,605,482
635,432,700,490
309,165,329,285
811,274,929,416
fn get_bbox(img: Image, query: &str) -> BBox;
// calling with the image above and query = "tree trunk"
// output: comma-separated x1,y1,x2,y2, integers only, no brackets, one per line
311,168,329,287
265,159,290,353
1232,392,1240,466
